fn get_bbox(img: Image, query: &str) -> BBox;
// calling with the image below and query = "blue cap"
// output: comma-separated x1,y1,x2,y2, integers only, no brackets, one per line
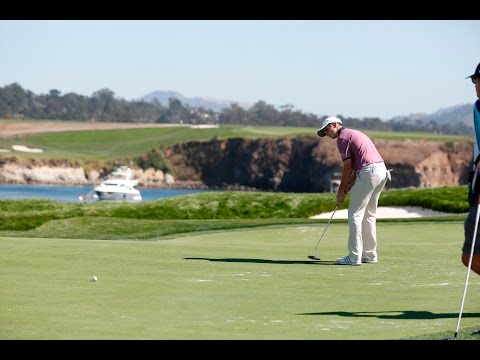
466,62,480,80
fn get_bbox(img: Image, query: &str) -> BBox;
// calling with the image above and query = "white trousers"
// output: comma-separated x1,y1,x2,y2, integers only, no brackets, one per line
347,162,389,261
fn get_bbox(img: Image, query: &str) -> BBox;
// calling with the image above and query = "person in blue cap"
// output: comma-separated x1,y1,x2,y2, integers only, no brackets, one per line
463,61,480,275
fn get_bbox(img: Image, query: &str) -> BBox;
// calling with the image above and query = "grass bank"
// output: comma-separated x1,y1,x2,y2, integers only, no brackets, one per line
0,187,468,235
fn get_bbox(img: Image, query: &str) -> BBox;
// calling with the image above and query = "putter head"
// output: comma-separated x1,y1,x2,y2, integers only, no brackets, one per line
443,332,458,340
308,255,320,260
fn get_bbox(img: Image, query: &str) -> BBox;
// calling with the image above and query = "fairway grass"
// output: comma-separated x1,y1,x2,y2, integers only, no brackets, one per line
1,221,479,340
0,123,469,161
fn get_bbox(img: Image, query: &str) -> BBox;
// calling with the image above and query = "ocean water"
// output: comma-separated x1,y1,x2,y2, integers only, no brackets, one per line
0,184,214,203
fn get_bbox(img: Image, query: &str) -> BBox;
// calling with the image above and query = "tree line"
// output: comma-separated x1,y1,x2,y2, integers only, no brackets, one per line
0,83,471,135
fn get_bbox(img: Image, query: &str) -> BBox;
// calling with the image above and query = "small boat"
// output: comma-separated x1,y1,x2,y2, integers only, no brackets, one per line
79,166,142,202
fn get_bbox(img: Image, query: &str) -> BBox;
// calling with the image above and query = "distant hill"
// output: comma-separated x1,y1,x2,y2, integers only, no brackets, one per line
141,90,474,129
389,103,473,128
1,82,473,133
140,90,252,113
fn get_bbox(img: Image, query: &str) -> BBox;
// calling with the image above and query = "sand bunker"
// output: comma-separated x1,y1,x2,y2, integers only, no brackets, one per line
11,145,44,153
310,206,451,219
190,124,220,129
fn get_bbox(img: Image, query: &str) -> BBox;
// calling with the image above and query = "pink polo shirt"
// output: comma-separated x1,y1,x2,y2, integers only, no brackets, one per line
336,128,384,171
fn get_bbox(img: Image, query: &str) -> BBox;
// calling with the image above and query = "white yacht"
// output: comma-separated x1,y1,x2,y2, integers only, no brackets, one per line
79,166,142,202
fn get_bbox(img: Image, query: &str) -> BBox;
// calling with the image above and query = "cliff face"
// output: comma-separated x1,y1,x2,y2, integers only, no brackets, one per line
0,158,91,185
0,157,175,188
0,137,473,192
164,137,472,192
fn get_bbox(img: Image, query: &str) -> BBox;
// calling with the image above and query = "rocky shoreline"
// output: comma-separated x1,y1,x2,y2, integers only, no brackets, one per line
0,158,262,191
0,137,473,193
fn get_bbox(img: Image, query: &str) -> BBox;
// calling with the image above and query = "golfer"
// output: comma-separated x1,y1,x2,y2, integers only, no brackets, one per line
317,117,390,266
463,61,480,275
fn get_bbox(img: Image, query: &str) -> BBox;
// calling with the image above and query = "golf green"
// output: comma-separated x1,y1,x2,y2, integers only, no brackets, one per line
1,221,478,339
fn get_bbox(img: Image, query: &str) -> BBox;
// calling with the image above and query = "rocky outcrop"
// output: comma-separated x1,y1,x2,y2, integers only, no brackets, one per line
164,137,472,192
0,158,91,185
375,139,471,188
0,157,176,187
0,137,473,192
0,162,89,184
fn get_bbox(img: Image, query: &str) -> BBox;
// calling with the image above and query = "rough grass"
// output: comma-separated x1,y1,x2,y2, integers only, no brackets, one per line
0,186,469,234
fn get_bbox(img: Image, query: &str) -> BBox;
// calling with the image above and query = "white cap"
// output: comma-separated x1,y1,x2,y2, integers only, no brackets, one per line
317,116,343,137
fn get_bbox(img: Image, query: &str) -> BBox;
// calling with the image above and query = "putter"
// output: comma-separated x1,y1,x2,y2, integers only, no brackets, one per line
451,193,480,339
308,205,339,261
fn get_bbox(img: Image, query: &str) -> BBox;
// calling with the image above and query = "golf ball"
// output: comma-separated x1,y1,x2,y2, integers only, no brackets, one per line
91,276,97,282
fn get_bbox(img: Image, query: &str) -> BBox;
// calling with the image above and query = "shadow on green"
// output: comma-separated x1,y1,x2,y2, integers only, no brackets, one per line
185,257,337,265
297,310,480,320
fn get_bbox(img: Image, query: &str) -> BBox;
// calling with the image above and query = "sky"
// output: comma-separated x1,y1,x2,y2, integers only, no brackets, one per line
1,20,479,120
